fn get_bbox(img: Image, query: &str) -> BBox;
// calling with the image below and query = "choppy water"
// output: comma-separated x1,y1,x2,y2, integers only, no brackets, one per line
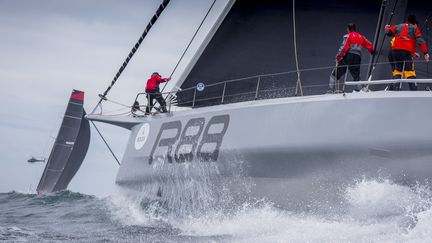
1,178,432,242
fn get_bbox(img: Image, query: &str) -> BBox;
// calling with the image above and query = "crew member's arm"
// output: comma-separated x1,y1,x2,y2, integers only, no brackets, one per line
155,75,171,84
414,27,429,62
362,36,374,54
384,25,396,37
336,35,350,62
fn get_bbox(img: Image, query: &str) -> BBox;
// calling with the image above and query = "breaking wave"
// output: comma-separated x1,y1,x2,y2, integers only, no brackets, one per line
2,178,432,242
104,177,432,242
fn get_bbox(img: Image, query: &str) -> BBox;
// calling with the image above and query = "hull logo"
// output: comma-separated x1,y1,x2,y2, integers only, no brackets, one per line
135,123,150,150
149,114,230,164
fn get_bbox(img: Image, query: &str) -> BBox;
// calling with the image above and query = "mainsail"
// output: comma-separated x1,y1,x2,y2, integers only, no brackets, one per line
37,90,90,194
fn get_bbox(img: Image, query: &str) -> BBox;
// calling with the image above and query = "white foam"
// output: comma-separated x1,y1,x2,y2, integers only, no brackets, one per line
345,178,420,220
405,208,432,242
0,225,35,241
175,203,403,242
107,178,432,242
105,189,168,226
175,178,432,242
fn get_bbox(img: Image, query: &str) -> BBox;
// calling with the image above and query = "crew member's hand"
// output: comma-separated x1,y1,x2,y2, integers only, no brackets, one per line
414,52,420,59
425,53,430,62
167,77,171,81
384,25,390,29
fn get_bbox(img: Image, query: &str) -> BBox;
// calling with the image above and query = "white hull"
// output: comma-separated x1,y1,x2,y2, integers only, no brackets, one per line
88,91,432,209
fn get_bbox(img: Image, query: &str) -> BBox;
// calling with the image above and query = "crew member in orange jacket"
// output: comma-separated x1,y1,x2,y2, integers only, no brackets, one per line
329,23,374,92
385,15,429,90
145,72,171,113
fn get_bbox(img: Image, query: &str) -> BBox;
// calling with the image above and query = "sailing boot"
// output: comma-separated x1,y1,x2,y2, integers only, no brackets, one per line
407,76,418,91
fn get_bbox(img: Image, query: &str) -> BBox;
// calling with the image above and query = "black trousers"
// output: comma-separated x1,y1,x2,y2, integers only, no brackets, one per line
332,53,361,81
388,49,395,71
389,49,417,91
146,91,167,113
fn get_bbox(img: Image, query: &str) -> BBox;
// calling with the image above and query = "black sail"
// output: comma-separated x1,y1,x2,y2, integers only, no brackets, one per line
177,0,431,107
37,90,90,194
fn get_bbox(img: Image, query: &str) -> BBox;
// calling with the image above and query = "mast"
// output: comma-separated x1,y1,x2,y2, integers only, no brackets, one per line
367,0,387,80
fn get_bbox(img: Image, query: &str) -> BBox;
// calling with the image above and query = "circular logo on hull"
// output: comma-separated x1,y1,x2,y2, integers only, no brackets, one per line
196,82,205,92
134,123,150,150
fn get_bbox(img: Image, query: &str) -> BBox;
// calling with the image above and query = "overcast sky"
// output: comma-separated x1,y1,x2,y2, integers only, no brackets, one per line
0,0,228,196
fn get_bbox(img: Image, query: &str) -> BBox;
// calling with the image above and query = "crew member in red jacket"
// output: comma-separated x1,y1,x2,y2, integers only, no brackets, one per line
329,23,374,92
385,15,429,91
145,72,171,113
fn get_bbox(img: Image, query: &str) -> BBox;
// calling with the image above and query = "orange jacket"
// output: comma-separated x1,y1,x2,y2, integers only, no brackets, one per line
385,23,428,54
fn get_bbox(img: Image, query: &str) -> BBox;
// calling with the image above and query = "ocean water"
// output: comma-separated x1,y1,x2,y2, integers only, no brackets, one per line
1,178,432,242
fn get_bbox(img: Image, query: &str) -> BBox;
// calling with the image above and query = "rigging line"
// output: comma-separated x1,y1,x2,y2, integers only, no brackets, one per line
420,13,432,32
160,0,217,94
426,18,430,78
367,0,390,80
368,0,398,80
292,0,303,96
90,121,121,166
91,0,171,114
103,97,132,108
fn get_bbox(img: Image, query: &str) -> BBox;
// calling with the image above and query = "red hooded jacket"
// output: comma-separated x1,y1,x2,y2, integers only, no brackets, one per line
336,31,374,61
145,74,169,92
385,23,428,55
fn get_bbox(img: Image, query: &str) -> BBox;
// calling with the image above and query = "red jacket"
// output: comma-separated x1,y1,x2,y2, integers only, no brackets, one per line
336,31,374,61
145,74,169,92
385,23,428,55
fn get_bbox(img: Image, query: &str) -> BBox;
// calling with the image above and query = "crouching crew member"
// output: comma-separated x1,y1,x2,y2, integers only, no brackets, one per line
385,15,429,91
329,23,374,92
145,72,171,113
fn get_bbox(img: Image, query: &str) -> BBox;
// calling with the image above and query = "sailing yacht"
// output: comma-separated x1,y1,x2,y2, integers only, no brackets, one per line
87,0,432,209
37,90,90,194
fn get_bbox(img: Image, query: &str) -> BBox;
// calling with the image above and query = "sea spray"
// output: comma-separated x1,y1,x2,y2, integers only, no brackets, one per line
345,177,420,220
345,177,432,232
173,178,432,242
106,177,432,242
2,178,432,242
117,153,252,218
